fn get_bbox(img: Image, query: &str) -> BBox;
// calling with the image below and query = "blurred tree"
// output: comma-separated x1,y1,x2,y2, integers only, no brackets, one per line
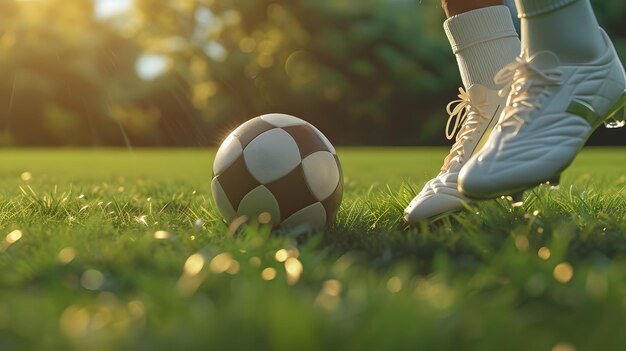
0,0,121,145
0,0,624,146
0,0,206,147
132,0,459,145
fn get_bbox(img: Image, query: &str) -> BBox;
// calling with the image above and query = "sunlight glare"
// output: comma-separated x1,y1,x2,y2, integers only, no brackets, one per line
94,0,133,20
136,54,170,81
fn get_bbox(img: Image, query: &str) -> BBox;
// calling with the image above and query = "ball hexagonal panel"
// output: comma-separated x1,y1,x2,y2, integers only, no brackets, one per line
266,164,317,222
321,180,343,224
213,134,243,176
237,185,281,226
232,117,276,148
243,128,302,184
260,113,308,128
281,202,327,229
310,125,336,155
301,151,340,201
282,124,331,159
211,178,236,223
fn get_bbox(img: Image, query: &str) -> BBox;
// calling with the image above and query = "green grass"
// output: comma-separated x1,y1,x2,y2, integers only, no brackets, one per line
0,147,625,351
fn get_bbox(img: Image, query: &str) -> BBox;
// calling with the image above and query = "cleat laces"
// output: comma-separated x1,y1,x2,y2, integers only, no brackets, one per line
441,87,489,173
494,53,563,133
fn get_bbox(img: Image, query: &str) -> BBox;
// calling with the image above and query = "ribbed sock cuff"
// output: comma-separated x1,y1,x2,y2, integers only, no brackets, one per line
444,5,518,54
514,0,579,18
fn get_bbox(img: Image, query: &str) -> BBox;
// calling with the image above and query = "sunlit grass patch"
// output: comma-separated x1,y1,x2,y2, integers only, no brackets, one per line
0,148,624,350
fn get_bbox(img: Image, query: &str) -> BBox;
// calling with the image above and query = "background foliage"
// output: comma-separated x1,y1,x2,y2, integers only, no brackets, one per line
0,0,624,146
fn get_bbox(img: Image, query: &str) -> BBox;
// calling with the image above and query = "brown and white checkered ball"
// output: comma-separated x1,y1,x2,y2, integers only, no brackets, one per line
211,113,343,228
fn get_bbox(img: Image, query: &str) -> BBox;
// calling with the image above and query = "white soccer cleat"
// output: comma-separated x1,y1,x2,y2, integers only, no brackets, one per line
404,84,505,224
458,30,626,199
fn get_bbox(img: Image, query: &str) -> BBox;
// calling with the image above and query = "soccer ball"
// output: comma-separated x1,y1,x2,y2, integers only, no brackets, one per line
211,113,343,229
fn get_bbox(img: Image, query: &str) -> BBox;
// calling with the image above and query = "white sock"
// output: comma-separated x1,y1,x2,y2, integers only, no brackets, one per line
444,6,521,90
515,0,605,63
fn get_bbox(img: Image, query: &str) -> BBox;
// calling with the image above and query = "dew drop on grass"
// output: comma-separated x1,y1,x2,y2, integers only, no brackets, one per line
20,172,32,181
153,230,171,240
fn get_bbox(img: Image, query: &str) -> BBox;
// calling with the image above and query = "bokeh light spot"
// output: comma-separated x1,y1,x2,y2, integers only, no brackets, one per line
538,246,551,260
284,257,303,285
261,267,277,281
135,53,170,81
209,253,234,274
285,50,318,86
184,253,205,276
553,263,574,283
5,230,23,244
153,230,171,240
552,342,576,351
81,269,105,290
20,171,32,181
323,279,342,297
515,235,529,251
387,276,403,293
274,249,288,262
58,247,76,264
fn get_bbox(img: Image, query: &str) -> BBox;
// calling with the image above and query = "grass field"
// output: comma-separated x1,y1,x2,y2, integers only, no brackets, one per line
0,147,625,351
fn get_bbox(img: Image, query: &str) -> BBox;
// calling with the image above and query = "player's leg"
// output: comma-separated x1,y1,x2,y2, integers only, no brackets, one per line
458,0,626,199
441,0,520,90
518,0,604,64
404,0,521,224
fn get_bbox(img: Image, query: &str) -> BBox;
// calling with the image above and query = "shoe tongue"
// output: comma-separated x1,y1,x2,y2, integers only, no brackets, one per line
526,51,560,70
466,84,488,105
